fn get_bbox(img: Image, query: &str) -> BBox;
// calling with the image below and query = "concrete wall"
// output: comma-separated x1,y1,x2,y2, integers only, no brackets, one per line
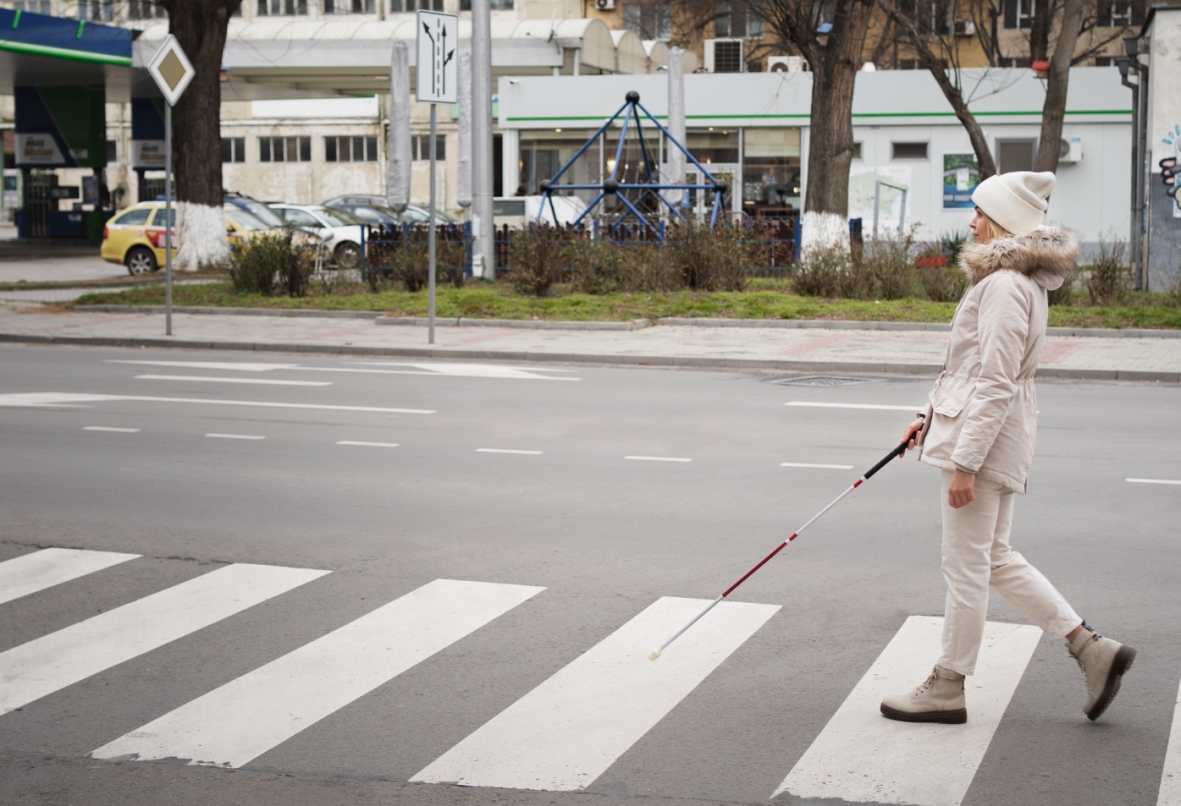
1145,7,1181,290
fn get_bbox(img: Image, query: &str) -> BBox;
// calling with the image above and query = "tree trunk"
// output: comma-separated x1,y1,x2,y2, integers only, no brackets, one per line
803,58,858,217
1034,0,1084,172
159,0,240,271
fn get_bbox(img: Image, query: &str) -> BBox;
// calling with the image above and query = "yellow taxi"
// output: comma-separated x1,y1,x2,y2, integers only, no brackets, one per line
101,202,276,276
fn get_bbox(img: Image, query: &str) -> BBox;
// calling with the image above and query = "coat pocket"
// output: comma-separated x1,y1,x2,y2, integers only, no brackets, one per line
928,375,976,418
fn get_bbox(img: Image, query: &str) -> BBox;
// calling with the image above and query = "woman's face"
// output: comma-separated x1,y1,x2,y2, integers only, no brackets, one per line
968,207,987,243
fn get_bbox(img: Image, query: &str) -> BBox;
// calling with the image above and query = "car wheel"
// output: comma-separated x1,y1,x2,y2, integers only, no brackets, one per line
334,241,361,269
126,246,158,276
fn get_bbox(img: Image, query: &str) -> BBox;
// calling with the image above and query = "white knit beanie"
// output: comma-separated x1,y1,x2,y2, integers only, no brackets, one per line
971,171,1056,237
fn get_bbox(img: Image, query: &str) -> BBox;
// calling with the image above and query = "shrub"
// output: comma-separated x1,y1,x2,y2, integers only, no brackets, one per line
938,229,970,266
229,232,312,297
918,263,968,302
369,230,467,293
861,233,918,300
1086,234,1129,306
793,245,850,298
663,222,750,292
506,224,567,297
1047,266,1077,306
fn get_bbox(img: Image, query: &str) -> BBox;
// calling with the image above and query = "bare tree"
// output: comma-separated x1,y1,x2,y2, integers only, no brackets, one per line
156,0,241,271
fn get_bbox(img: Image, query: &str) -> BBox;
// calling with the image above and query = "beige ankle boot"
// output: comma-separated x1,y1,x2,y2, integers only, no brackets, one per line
880,665,968,724
1067,625,1135,721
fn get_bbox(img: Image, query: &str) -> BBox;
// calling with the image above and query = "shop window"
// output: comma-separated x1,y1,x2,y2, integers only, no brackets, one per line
221,137,246,164
260,136,312,163
326,0,374,10
623,4,672,40
892,141,929,160
325,136,379,162
997,139,1036,173
412,135,446,161
741,128,801,213
257,0,308,15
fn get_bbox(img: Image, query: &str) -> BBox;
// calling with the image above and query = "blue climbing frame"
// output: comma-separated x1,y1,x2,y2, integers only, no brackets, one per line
536,91,729,233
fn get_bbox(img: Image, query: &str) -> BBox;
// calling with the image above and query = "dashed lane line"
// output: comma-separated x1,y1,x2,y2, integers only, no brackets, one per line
205,433,266,440
0,393,434,415
780,462,855,469
625,456,692,463
477,448,543,455
83,426,140,433
337,441,400,448
1127,478,1181,485
786,401,923,411
135,375,332,387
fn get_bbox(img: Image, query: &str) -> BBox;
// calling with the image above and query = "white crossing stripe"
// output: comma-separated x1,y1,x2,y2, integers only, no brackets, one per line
341,362,579,380
0,548,140,606
135,375,332,387
0,392,433,414
774,616,1041,806
412,596,779,791
1127,478,1181,486
92,579,544,768
780,462,855,469
108,360,299,372
0,563,328,714
1159,675,1181,806
786,401,923,411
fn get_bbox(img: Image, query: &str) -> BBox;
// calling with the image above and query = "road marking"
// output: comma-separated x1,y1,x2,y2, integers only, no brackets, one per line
107,361,299,372
205,433,265,440
1159,674,1181,806
342,362,579,381
0,392,433,415
773,616,1041,806
412,596,779,791
83,426,141,433
92,579,544,769
337,441,400,448
0,563,328,714
477,448,542,455
0,548,141,607
135,375,332,387
1127,478,1181,486
786,401,923,411
780,462,855,469
625,456,692,463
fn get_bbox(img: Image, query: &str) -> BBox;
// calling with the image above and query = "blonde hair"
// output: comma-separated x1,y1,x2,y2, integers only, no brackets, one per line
974,208,1014,244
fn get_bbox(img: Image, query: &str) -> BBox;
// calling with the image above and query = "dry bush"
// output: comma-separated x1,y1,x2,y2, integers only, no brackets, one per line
861,233,919,300
1086,234,1130,306
229,232,314,297
506,224,567,297
663,222,750,292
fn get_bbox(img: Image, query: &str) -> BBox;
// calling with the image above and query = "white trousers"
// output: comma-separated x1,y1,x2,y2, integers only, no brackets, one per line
938,469,1082,676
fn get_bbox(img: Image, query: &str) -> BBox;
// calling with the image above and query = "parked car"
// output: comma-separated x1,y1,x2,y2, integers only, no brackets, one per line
493,195,588,227
268,203,366,268
101,202,276,276
323,194,458,226
224,192,288,229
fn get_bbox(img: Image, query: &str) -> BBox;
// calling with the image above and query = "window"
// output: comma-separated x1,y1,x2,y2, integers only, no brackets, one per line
715,3,763,38
899,57,948,69
711,39,744,72
14,1,53,13
76,0,112,20
221,137,246,163
892,142,929,160
623,4,672,40
257,0,308,15
741,128,802,211
852,142,862,160
113,208,152,226
106,140,117,163
397,0,446,10
1096,0,1145,26
997,139,1036,173
325,135,379,162
1094,56,1114,66
900,0,950,34
325,0,374,11
411,134,446,161
260,136,312,163
128,0,167,19
278,208,322,228
1002,0,1033,29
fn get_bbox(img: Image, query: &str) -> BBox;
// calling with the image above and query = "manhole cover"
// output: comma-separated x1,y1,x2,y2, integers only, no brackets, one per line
768,375,872,387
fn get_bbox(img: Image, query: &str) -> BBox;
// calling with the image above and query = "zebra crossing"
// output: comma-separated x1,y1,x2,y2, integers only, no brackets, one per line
0,546,1172,805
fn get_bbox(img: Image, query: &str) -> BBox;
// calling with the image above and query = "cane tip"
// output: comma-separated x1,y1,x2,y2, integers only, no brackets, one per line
648,648,661,661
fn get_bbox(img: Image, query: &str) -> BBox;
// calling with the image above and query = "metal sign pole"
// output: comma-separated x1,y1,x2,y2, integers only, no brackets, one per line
164,103,172,336
428,104,437,345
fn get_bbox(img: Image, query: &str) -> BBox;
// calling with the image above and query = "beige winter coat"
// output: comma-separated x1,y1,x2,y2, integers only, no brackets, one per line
919,226,1079,493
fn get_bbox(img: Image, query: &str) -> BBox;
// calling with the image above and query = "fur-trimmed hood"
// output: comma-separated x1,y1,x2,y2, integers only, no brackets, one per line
958,225,1079,291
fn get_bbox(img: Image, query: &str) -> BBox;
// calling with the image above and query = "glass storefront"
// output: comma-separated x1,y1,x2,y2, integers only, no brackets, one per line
742,128,801,218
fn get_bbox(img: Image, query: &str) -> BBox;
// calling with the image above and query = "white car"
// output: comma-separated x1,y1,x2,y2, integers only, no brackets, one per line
268,203,366,268
493,195,589,228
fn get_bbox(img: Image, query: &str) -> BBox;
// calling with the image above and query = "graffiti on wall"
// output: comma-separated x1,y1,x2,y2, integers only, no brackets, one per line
1163,125,1181,217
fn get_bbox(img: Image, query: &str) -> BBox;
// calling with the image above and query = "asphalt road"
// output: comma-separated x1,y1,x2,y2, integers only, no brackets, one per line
0,343,1178,806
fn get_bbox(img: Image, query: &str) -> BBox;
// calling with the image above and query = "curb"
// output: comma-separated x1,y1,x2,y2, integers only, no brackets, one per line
375,316,652,331
67,305,1181,338
2,332,1178,382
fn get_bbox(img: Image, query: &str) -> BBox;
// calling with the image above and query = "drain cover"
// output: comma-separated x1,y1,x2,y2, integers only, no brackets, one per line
768,375,872,387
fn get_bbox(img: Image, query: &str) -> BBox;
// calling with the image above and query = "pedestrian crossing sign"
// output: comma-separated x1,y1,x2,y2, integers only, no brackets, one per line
416,10,458,105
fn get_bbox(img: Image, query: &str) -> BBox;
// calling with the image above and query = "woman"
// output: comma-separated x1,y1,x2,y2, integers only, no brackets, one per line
881,171,1135,724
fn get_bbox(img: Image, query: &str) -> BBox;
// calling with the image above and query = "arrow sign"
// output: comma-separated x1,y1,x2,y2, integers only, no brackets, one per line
416,11,458,105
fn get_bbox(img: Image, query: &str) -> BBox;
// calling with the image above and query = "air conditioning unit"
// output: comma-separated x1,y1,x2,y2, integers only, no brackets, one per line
1058,136,1083,163
767,55,808,73
704,38,744,73
953,19,976,36
594,0,615,10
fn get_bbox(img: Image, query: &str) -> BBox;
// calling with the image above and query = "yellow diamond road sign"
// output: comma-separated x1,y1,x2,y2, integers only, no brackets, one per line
147,35,195,107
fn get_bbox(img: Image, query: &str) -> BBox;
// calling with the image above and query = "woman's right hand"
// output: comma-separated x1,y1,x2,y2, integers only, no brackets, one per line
901,418,925,451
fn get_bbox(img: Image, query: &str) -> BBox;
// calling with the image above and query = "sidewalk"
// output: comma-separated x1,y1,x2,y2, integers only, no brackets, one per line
2,305,1179,381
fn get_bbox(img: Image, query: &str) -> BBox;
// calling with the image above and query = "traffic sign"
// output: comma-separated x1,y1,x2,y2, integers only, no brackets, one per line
416,11,458,104
147,35,195,108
